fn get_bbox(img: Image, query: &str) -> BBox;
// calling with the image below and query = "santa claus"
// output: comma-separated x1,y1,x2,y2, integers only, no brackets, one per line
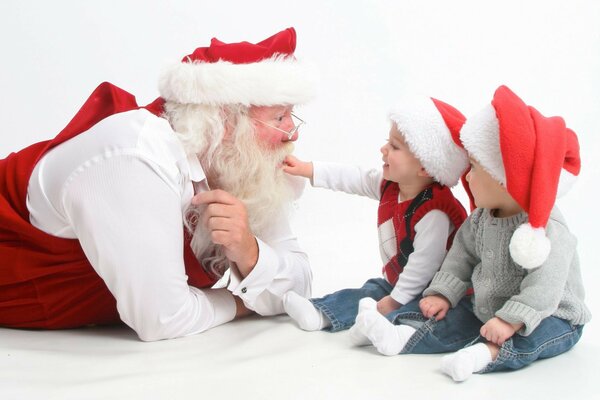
0,27,315,341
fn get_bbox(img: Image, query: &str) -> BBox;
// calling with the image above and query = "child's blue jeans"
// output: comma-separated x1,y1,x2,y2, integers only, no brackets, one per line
310,278,392,332
387,296,584,373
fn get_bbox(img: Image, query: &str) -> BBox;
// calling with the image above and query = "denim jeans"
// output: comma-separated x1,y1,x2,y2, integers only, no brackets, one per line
387,296,584,374
311,278,392,332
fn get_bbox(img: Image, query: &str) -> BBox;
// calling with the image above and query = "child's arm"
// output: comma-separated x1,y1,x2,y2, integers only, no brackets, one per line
380,210,452,315
494,219,578,336
283,155,314,180
422,211,481,307
285,158,382,200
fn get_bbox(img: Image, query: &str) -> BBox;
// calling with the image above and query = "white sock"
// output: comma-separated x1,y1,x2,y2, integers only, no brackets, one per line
349,297,378,346
282,291,330,331
352,305,416,356
440,343,493,382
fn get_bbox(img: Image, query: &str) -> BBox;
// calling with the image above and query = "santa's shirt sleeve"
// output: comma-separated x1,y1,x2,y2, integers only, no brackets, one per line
28,110,237,341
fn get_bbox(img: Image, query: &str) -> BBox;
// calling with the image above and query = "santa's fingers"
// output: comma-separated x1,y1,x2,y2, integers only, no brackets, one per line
205,216,246,232
192,189,240,207
200,203,243,225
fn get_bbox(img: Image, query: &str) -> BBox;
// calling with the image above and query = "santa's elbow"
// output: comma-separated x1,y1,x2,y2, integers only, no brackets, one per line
136,327,171,342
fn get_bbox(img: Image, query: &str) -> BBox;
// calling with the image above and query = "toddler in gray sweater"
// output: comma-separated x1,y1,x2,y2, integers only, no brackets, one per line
349,85,591,382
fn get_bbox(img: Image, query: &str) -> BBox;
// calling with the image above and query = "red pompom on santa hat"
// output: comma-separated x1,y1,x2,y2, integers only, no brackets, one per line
460,85,581,269
389,97,469,187
159,27,316,106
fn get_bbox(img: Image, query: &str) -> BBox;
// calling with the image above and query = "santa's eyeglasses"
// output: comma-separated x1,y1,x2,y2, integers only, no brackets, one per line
253,113,305,139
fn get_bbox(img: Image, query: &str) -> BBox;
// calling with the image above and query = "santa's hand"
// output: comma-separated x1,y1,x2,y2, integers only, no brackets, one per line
282,155,313,179
192,190,258,277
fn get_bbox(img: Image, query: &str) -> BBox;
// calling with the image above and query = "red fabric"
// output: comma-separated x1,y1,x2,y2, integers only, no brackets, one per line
430,97,474,210
0,82,217,329
377,182,467,286
430,98,466,147
184,27,296,64
493,85,581,229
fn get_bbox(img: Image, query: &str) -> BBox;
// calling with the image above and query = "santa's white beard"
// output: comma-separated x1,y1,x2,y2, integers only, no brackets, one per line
188,125,296,278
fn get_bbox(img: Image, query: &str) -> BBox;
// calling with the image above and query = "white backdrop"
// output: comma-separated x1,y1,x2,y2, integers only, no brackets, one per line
2,2,600,398
1,0,598,347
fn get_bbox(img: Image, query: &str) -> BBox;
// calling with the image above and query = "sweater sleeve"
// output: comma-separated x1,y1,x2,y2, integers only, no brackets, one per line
495,219,577,335
312,161,382,200
423,210,481,307
390,210,452,305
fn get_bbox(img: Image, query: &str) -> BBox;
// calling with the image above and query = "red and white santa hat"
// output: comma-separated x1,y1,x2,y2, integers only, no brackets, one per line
389,97,469,187
460,85,581,269
158,27,316,106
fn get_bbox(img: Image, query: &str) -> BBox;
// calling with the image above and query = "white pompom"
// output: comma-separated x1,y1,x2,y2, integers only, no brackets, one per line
509,223,551,269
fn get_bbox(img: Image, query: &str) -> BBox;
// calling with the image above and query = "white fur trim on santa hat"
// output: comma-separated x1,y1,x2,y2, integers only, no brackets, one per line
389,97,468,187
158,55,317,106
460,104,506,185
509,223,551,269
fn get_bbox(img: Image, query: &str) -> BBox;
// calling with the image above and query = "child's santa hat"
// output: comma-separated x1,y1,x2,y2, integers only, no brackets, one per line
159,27,316,106
460,85,581,269
389,97,469,187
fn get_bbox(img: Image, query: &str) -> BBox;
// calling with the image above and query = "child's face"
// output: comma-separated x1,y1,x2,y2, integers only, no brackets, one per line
466,158,522,216
380,125,426,184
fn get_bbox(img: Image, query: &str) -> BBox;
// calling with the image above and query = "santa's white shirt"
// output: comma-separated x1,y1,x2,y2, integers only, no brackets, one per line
26,109,312,341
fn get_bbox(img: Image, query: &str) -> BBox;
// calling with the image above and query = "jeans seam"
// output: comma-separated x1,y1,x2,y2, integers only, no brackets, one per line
401,318,432,353
401,316,456,353
481,326,581,373
313,303,345,331
311,278,393,332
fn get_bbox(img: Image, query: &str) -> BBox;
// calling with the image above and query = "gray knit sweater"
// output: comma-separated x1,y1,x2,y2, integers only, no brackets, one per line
423,207,591,336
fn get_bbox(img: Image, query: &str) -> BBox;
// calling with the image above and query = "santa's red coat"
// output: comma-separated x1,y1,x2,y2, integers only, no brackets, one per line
0,82,217,329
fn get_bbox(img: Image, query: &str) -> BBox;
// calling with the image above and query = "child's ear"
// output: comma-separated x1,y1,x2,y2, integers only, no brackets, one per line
417,167,431,178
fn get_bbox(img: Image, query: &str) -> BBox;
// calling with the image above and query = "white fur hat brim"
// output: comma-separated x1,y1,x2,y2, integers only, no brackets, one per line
460,103,506,184
158,55,317,106
389,97,468,187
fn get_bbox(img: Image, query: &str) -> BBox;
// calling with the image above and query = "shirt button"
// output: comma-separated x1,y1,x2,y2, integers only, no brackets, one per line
241,287,247,294
486,250,494,259
480,307,488,314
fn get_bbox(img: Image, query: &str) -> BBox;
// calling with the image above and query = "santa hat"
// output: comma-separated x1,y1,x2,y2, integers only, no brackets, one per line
389,97,469,187
158,27,315,106
460,85,581,269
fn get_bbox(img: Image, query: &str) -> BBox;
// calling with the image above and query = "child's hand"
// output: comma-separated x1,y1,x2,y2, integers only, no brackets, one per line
282,155,313,179
377,295,402,316
419,295,451,320
480,317,523,346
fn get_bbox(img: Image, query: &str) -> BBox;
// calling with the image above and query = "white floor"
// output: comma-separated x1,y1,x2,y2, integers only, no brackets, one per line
1,314,597,400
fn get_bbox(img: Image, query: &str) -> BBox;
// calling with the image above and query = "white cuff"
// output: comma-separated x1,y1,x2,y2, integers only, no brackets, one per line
227,238,279,306
192,287,237,330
